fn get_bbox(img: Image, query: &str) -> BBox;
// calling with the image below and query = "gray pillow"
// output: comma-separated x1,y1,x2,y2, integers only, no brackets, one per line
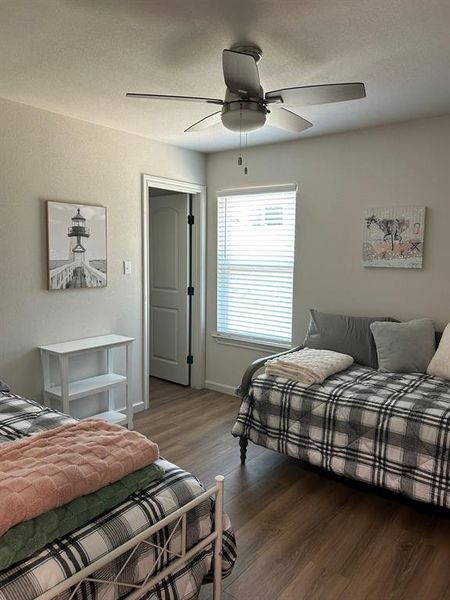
370,318,436,373
304,309,397,368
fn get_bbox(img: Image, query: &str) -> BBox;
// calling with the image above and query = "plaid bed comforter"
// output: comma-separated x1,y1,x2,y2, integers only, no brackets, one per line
0,391,237,599
232,365,450,508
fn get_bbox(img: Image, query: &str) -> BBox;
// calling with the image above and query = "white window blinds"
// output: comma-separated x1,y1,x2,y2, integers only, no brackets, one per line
217,187,296,346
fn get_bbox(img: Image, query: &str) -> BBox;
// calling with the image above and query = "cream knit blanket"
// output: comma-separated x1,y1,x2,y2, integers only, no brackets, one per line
265,348,354,385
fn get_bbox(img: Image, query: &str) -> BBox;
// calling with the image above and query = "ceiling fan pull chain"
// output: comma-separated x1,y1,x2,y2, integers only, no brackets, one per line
244,134,248,175
238,103,243,166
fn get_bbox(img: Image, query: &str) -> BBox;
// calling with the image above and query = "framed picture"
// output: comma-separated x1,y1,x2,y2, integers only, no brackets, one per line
363,206,426,269
47,201,107,289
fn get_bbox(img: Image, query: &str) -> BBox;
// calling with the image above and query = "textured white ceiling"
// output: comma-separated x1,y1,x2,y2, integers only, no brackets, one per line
1,0,450,153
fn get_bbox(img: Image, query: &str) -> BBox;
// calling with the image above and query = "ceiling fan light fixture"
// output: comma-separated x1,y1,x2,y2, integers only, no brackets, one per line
221,102,267,133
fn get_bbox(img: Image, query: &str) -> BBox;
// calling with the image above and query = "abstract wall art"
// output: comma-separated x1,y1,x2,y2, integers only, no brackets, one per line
363,206,426,269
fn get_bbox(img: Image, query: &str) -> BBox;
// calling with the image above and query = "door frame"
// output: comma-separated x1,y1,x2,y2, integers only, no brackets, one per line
142,174,206,406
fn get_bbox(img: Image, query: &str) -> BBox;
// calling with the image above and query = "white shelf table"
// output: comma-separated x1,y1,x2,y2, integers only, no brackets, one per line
39,334,135,429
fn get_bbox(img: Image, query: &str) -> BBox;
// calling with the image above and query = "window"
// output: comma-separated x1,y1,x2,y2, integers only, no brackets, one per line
216,186,296,347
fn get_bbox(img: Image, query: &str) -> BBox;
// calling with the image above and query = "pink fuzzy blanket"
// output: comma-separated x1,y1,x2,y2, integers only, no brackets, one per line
0,419,159,536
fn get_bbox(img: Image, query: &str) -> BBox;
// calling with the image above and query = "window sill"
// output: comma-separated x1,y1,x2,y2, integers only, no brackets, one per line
212,333,291,353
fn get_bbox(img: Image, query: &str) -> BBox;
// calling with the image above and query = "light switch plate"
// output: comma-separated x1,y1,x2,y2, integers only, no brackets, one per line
123,260,132,275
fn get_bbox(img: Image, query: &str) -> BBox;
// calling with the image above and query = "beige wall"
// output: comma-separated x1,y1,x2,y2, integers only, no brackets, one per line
0,97,205,410
205,114,450,392
2,99,450,402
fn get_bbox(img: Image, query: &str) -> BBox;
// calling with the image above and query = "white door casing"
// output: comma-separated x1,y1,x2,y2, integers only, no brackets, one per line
149,193,189,385
142,174,206,409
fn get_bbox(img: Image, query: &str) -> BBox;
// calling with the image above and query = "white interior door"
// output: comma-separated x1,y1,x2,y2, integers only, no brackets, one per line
149,193,189,385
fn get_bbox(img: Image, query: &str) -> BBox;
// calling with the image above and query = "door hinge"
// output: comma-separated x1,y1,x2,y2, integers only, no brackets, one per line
187,286,194,296
187,215,194,225
186,355,194,365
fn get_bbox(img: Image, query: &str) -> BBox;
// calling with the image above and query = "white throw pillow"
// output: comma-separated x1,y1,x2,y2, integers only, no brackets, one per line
427,323,450,379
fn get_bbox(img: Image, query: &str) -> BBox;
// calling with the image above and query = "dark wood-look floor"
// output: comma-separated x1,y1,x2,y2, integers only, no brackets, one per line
135,378,450,600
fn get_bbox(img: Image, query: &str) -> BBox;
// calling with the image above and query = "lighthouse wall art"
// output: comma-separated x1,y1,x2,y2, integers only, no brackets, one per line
46,201,107,290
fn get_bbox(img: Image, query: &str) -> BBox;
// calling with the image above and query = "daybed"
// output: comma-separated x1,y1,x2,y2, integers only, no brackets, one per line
233,342,450,509
0,388,236,600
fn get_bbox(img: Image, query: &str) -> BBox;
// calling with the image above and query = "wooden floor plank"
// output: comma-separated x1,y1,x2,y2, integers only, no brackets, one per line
277,561,349,600
135,378,450,600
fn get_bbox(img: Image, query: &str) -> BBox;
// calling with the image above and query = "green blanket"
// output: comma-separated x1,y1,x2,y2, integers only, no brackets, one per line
0,462,164,571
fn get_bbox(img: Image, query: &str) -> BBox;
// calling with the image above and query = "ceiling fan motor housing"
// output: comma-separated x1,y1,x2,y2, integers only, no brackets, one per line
221,101,267,132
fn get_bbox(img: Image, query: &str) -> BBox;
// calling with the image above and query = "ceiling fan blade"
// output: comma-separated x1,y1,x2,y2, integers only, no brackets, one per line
265,82,366,106
184,111,223,133
222,49,261,98
267,107,312,133
126,93,223,105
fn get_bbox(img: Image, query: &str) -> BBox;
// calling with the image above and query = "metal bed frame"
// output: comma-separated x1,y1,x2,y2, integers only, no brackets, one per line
36,476,225,600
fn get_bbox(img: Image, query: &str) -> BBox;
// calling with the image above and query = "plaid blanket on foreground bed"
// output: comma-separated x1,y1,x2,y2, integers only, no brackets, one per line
0,391,236,600
232,365,450,508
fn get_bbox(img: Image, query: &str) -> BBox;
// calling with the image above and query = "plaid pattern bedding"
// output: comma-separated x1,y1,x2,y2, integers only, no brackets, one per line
0,391,72,441
232,365,450,508
0,392,237,599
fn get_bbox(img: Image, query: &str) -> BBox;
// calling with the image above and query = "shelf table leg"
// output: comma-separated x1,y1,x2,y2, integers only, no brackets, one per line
106,347,112,412
126,343,133,429
60,355,70,416
40,349,51,407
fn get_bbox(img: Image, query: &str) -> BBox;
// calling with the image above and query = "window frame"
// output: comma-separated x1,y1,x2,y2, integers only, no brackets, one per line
214,184,297,351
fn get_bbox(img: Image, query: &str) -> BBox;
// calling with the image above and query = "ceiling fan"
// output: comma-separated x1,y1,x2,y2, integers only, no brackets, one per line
126,45,366,135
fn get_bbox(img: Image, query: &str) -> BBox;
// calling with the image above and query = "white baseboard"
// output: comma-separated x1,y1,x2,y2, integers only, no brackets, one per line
204,380,237,396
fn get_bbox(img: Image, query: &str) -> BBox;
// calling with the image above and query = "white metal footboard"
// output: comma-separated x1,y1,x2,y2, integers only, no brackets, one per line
36,475,225,600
